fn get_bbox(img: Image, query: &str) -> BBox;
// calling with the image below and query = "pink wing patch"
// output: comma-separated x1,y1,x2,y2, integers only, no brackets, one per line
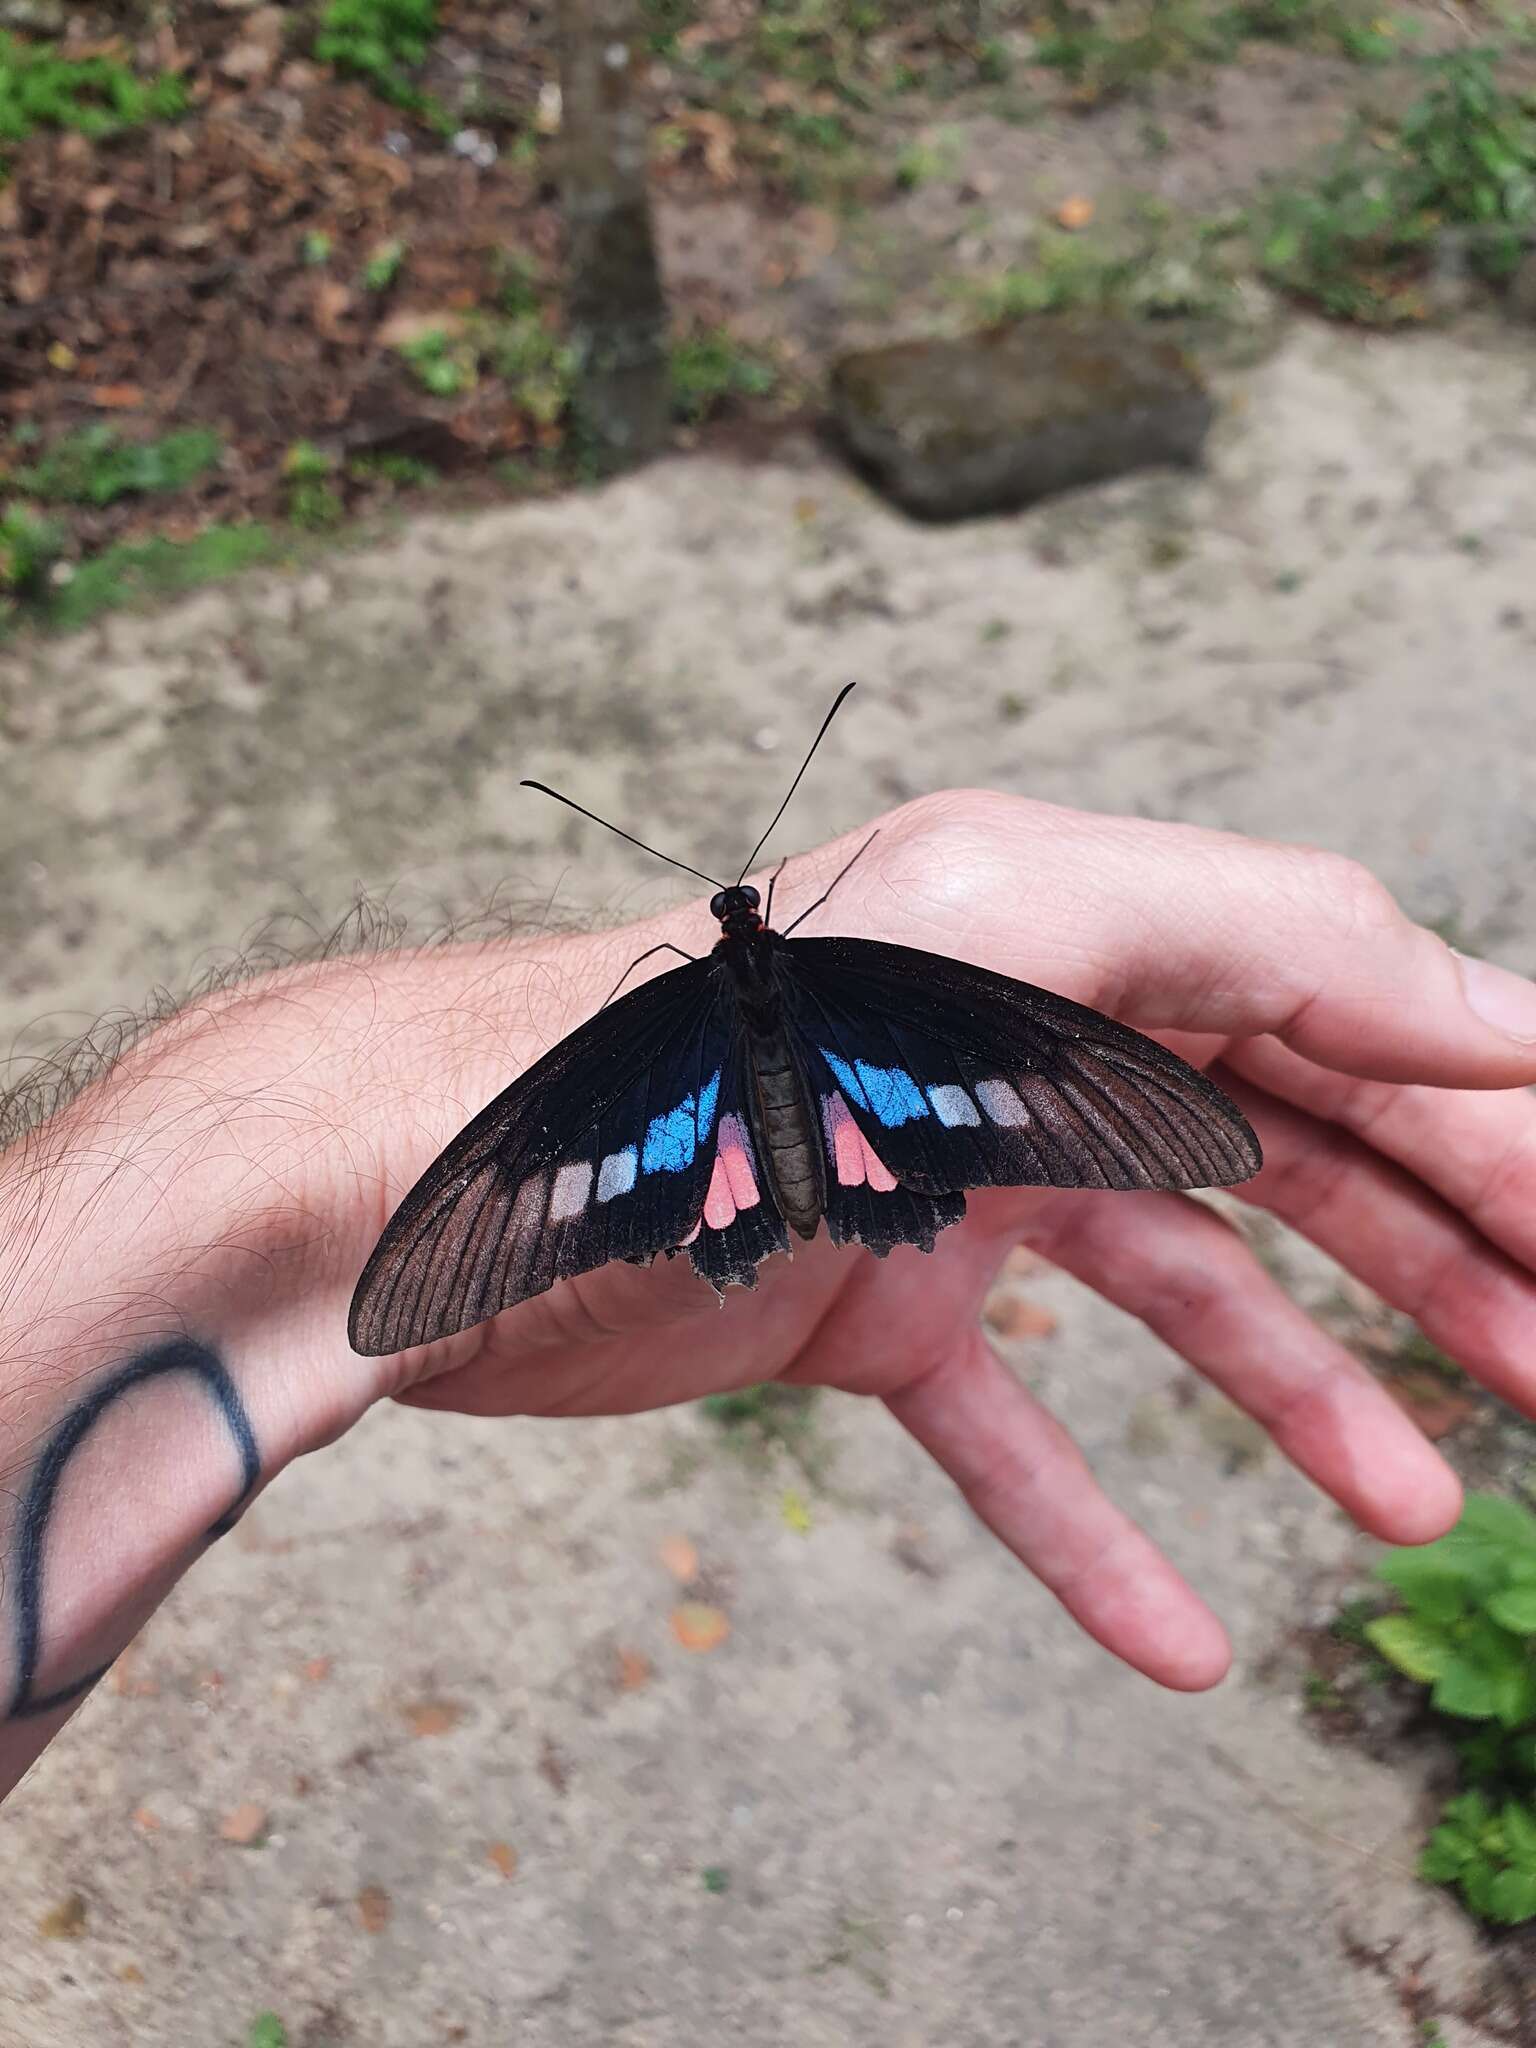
820,1092,899,1193
701,1114,762,1231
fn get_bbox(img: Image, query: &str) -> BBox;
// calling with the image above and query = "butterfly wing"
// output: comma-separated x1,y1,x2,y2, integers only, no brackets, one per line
670,1029,792,1294
779,935,1260,1256
349,957,739,1354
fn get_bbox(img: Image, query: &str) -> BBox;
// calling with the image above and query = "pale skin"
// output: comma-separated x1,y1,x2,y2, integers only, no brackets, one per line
4,787,1536,1801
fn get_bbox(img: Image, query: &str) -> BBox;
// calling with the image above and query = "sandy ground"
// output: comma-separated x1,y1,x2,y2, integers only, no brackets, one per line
1,313,1534,2046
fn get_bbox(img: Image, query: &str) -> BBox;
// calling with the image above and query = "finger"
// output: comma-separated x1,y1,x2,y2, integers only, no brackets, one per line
847,794,1536,1087
886,1325,1231,1691
1022,1186,1463,1545
1214,1066,1536,1419
1225,1034,1536,1276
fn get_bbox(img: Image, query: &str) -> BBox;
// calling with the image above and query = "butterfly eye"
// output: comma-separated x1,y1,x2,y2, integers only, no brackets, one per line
709,890,730,920
739,886,760,910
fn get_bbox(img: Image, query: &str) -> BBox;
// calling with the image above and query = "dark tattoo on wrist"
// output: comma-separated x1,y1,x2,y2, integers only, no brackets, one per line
5,1338,260,1721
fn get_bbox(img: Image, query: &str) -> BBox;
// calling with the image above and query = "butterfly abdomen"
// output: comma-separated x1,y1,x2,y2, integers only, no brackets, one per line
748,1029,825,1241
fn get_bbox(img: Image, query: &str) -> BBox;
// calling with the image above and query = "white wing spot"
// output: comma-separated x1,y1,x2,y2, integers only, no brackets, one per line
927,1083,980,1128
596,1146,638,1203
549,1160,594,1220
975,1079,1030,1127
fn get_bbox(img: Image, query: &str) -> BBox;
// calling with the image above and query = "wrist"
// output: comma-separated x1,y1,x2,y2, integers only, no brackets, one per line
0,923,636,1766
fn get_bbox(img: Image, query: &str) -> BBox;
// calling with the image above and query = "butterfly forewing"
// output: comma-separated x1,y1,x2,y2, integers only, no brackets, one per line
349,957,738,1354
350,922,1262,1356
780,934,1260,1210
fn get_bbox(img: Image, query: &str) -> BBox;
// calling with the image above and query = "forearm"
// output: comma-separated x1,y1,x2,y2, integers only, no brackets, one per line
0,927,631,1798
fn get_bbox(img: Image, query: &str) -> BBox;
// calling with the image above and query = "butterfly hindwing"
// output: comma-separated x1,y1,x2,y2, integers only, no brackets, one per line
349,957,739,1353
781,935,1260,1219
672,1034,791,1292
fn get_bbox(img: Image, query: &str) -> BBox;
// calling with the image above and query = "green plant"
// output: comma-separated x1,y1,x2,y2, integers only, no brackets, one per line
970,218,1241,323
700,1382,825,1477
1034,0,1398,94
314,0,437,106
282,440,344,529
1396,48,1536,281
1369,1493,1536,1925
0,502,63,613
482,315,575,424
248,2017,288,2048
42,525,285,634
1260,51,1536,321
0,32,187,147
640,0,698,52
893,126,962,190
493,251,544,318
9,425,222,507
1421,1789,1536,1925
701,1865,731,1893
361,239,406,291
669,327,777,422
1035,0,1235,100
394,326,476,397
347,451,439,487
302,230,333,266
1222,0,1400,60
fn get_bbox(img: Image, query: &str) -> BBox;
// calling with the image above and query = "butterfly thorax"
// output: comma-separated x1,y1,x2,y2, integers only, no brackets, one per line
717,926,826,1242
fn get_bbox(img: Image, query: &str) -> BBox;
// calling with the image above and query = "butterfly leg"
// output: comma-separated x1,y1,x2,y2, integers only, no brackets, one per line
762,854,790,928
600,942,698,1010
780,831,880,938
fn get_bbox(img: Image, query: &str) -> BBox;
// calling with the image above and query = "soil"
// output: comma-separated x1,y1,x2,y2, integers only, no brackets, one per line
0,0,1517,559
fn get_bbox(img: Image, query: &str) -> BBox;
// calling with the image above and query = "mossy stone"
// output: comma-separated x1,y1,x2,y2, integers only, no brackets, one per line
829,320,1214,522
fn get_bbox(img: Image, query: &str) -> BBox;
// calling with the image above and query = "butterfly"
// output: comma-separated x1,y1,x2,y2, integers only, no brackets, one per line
348,687,1261,1357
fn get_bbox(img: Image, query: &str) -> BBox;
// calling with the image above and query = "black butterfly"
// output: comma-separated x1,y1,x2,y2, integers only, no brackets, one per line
348,689,1261,1357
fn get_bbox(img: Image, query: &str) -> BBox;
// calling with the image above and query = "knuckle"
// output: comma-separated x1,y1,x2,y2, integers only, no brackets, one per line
1300,847,1399,935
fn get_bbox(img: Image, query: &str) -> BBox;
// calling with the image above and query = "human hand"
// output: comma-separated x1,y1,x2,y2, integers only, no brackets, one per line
8,786,1536,1789
371,789,1536,1690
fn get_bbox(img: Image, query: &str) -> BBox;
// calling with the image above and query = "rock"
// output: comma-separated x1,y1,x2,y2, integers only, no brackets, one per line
828,320,1215,522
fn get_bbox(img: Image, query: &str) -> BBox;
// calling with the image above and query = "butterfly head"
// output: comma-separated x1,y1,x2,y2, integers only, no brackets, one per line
710,883,763,936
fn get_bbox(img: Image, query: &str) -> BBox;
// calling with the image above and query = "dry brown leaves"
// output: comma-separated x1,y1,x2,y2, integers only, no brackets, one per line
357,1885,391,1934
402,1697,463,1739
218,1801,269,1845
671,1602,730,1653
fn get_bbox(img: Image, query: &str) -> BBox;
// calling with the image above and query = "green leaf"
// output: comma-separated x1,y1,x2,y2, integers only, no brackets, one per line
1462,1856,1500,1919
1443,1789,1494,1830
1375,1551,1473,1624
1487,1586,1536,1635
1365,1613,1454,1683
1456,1492,1536,1552
1431,1655,1504,1721
1503,1800,1536,1870
248,2017,288,2048
1488,1865,1536,1925
1420,1828,1474,1881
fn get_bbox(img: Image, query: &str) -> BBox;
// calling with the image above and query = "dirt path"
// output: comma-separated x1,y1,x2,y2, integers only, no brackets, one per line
1,313,1533,2045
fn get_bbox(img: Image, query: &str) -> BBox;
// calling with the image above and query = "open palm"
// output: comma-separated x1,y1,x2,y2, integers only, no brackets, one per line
341,791,1536,1690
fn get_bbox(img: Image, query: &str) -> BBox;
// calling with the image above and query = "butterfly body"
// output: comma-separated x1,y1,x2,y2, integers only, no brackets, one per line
349,872,1262,1357
712,884,826,1241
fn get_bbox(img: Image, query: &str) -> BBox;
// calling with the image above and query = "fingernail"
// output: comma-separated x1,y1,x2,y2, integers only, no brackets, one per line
1456,951,1536,1044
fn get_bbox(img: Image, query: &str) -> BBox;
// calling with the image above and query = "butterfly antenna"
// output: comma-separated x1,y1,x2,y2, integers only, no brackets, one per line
735,680,857,886
520,781,725,891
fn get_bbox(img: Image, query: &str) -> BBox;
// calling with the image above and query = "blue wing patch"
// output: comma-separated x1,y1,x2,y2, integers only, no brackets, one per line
640,1068,722,1174
821,1049,929,1128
